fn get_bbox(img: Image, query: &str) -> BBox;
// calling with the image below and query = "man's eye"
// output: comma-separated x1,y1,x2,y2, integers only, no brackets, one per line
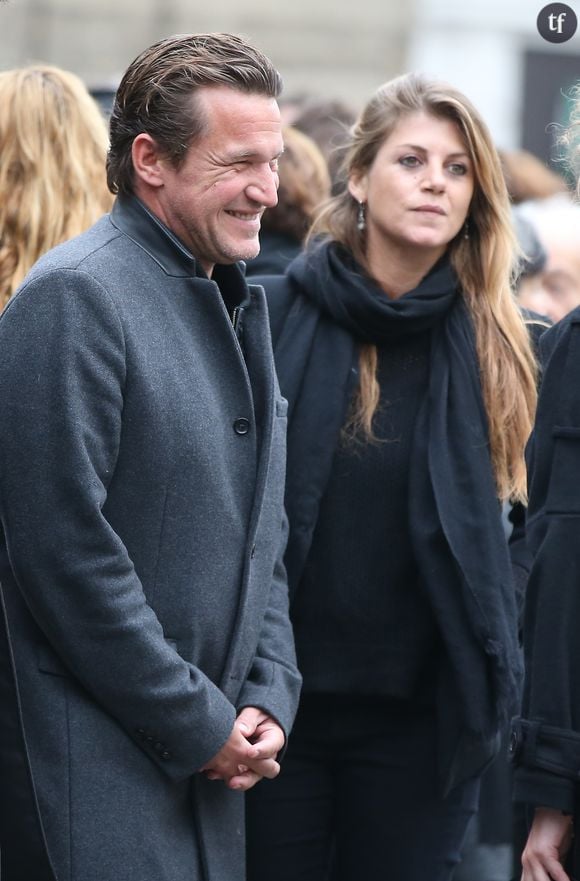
269,159,279,172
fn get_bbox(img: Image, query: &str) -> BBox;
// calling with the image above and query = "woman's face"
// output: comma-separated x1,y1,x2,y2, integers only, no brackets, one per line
349,111,475,271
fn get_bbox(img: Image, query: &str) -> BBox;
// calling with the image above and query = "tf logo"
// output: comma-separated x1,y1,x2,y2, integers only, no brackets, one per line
537,3,578,42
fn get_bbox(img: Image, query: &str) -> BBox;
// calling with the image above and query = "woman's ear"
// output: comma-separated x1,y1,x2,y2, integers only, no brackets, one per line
131,133,165,189
348,170,368,204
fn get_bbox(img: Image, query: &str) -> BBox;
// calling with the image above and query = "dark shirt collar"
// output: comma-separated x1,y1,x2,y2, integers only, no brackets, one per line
110,194,251,313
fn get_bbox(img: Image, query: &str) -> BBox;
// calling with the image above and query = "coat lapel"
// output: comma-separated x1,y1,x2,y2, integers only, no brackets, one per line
218,286,279,690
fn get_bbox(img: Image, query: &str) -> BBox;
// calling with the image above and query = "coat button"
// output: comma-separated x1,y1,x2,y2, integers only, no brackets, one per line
508,727,522,761
160,750,172,760
233,417,250,436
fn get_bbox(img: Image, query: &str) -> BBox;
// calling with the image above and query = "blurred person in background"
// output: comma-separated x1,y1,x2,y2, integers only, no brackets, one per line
277,91,312,125
510,86,580,881
89,83,118,118
0,64,113,309
516,195,580,323
293,97,358,195
513,212,548,285
246,125,331,276
498,148,568,206
246,72,538,881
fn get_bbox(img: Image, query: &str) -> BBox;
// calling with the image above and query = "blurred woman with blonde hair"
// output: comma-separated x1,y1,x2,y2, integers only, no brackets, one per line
246,125,331,275
0,64,113,308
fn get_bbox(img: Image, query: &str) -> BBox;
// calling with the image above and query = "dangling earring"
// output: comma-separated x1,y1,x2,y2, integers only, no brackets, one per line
463,219,470,240
357,201,366,232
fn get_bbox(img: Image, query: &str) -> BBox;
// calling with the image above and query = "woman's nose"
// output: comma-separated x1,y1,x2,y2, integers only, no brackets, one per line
422,163,446,192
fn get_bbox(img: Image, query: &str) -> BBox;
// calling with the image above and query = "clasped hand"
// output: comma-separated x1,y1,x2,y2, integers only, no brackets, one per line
521,807,574,881
201,706,284,792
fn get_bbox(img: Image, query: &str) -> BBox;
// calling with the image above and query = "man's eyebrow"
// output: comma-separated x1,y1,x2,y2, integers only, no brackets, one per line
224,147,285,162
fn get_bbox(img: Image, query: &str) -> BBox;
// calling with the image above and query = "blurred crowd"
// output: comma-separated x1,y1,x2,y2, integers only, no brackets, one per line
3,67,578,329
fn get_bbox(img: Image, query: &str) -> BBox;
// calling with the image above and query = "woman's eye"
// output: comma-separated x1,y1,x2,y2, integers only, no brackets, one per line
399,155,420,168
448,163,468,176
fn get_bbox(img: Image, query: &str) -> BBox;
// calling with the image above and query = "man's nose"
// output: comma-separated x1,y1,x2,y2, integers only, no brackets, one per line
246,166,279,208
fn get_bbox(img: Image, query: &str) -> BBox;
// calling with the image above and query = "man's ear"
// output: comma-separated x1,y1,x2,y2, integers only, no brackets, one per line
348,170,368,204
132,134,165,189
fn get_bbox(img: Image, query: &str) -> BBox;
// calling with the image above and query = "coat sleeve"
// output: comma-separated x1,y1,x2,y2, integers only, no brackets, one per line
0,270,236,782
512,315,580,811
507,314,552,624
235,510,301,740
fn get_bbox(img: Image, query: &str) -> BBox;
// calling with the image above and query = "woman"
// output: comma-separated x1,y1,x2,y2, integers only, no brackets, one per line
0,64,113,308
246,73,537,881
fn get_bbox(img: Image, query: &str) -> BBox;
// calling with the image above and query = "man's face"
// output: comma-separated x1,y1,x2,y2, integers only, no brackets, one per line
141,86,283,276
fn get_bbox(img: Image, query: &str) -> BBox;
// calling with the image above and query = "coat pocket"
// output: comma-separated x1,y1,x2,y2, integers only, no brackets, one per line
546,426,580,515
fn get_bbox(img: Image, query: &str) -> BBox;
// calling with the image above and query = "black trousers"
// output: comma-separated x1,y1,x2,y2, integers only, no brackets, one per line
246,694,480,881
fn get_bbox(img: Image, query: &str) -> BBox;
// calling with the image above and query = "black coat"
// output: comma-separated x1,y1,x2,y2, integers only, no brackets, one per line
244,232,302,278
513,309,580,813
258,269,544,794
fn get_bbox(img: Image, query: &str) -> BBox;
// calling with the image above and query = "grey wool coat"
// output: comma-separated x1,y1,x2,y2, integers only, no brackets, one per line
0,195,301,881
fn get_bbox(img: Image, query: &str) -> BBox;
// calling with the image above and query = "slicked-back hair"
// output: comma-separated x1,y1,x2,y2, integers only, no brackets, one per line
107,32,282,195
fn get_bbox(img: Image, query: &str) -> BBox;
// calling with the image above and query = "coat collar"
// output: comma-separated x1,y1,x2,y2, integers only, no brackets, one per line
110,194,251,313
111,194,202,279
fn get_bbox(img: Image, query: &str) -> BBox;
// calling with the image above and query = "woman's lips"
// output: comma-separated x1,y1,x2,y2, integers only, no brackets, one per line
413,205,446,215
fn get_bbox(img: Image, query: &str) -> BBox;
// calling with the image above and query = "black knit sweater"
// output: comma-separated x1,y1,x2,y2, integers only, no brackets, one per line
292,330,442,698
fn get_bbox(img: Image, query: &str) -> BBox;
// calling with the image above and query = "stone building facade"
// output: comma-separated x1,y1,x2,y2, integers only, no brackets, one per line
2,0,580,155
0,0,411,115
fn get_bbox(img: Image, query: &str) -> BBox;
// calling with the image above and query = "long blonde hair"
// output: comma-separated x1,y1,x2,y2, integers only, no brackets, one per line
0,65,113,307
311,73,537,503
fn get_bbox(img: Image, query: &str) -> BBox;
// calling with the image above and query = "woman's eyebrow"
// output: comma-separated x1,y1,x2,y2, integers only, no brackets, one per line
395,142,470,160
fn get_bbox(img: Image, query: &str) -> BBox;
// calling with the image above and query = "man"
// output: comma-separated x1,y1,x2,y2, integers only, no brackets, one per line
510,306,580,881
0,33,301,881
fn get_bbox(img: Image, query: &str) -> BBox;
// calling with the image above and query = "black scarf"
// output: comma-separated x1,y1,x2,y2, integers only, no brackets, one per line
274,241,522,747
